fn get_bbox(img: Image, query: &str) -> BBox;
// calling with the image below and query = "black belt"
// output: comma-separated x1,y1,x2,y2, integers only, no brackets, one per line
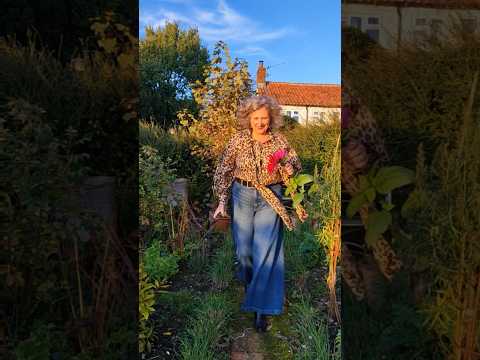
235,178,281,188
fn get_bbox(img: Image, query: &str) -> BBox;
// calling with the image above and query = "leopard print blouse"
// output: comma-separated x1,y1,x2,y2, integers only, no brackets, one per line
213,129,306,230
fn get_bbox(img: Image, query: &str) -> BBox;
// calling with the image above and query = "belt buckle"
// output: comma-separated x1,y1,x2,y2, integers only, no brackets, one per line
240,179,249,187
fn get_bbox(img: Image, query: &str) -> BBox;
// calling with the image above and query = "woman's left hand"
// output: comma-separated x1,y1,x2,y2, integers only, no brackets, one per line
284,163,294,176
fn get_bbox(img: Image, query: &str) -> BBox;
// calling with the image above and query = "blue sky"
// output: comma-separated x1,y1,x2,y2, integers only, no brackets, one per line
140,0,341,85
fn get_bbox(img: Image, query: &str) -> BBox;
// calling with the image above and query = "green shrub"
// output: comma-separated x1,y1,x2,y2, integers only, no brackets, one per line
15,322,55,360
143,239,180,283
284,123,339,174
343,26,480,168
139,263,157,354
0,19,137,176
139,144,176,243
139,120,213,206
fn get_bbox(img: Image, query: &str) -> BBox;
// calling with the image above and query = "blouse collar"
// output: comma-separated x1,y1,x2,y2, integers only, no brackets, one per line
247,128,274,144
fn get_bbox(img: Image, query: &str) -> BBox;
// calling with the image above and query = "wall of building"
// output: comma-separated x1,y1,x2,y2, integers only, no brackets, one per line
342,4,398,48
343,4,480,48
280,105,340,125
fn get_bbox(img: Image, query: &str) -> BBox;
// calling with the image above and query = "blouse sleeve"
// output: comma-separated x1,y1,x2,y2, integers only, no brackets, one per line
213,134,238,204
278,133,302,173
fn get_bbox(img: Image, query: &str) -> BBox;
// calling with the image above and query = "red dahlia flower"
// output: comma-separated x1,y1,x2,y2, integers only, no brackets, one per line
267,149,287,174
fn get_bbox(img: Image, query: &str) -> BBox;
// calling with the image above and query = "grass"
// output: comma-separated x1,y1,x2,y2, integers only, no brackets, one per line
284,224,321,291
157,290,197,323
281,223,340,360
179,292,233,360
290,299,331,360
209,235,235,290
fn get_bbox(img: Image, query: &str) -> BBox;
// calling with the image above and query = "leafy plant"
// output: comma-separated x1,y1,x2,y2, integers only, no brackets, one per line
139,120,212,206
179,41,253,164
15,322,54,360
346,166,414,246
285,173,314,208
139,263,158,354
143,239,180,283
303,122,341,322
139,145,176,243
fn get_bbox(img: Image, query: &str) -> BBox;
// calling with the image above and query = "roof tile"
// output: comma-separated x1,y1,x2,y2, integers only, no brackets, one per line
261,82,341,108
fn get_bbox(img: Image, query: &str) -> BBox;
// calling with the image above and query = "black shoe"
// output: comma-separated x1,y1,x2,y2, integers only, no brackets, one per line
254,312,268,333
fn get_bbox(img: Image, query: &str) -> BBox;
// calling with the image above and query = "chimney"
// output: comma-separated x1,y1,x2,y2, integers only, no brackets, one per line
256,60,266,93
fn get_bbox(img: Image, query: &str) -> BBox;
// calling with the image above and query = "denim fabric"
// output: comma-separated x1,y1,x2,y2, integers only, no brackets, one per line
231,180,285,315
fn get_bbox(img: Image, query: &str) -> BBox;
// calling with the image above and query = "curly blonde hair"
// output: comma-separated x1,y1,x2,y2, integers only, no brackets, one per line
237,95,284,131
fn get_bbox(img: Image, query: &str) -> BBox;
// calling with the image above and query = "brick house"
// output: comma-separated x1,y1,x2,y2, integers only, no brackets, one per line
255,61,341,126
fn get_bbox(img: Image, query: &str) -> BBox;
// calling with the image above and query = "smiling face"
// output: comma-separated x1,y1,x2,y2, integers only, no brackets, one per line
249,106,271,136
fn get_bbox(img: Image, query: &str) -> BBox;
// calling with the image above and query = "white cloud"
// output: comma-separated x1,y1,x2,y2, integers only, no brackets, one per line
140,0,294,45
236,46,271,57
140,9,193,30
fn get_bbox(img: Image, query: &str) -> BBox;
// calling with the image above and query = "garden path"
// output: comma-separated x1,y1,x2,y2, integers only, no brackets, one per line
228,283,295,360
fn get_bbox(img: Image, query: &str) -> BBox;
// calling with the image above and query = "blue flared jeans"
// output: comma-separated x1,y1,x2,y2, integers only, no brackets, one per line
230,180,285,315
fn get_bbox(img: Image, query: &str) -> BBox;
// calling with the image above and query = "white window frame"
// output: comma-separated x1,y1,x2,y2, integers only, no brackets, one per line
349,15,380,42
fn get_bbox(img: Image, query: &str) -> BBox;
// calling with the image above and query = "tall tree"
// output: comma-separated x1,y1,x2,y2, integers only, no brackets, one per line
140,22,209,129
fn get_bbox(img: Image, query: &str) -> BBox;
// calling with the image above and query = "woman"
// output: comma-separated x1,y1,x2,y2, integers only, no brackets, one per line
212,95,304,332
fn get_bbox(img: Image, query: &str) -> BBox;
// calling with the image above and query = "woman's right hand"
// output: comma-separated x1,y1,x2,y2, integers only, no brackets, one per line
213,202,227,219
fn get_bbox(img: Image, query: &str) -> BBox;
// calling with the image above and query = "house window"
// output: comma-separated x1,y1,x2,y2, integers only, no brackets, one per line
286,111,291,117
292,111,299,121
350,17,362,30
312,112,326,124
461,18,477,34
366,29,380,42
365,17,380,42
350,16,379,42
